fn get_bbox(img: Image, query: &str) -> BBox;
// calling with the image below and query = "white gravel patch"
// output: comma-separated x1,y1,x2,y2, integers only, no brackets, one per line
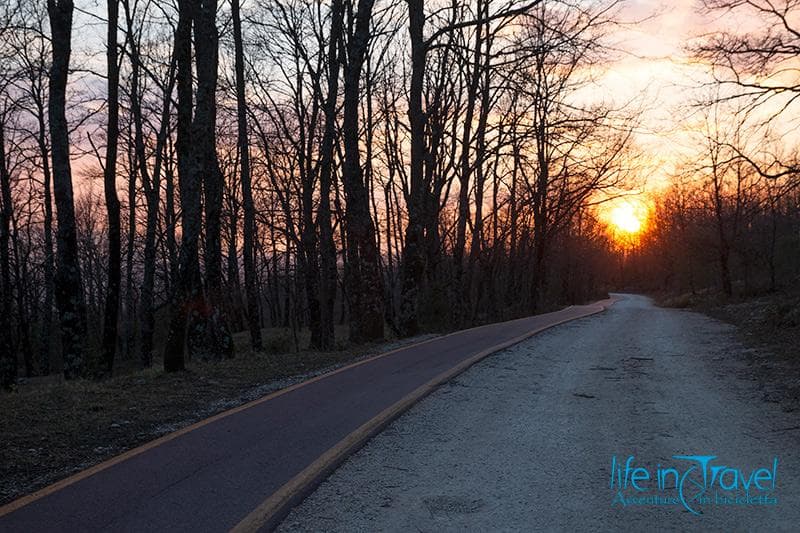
278,294,800,532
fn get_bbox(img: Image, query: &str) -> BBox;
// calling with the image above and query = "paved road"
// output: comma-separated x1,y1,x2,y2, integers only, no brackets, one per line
0,302,610,532
279,294,800,531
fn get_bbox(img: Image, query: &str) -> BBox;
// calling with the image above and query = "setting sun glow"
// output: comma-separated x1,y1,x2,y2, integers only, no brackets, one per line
601,197,650,243
610,204,643,235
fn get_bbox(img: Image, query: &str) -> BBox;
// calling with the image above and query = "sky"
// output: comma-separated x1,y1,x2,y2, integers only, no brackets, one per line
553,0,711,228
67,0,790,214
599,0,799,194
595,0,713,189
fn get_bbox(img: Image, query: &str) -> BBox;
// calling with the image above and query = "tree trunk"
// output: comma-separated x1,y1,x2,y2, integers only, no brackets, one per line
47,0,88,380
124,134,136,359
398,0,426,336
454,2,484,322
342,0,383,343
0,123,17,388
314,0,344,351
164,0,200,372
531,71,550,312
195,0,233,360
165,140,178,282
30,92,56,375
232,0,262,352
126,0,176,368
712,169,733,297
100,0,121,377
467,30,491,318
12,230,34,377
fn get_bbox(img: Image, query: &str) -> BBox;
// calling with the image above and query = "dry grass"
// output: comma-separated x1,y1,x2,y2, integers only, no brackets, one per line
0,326,437,506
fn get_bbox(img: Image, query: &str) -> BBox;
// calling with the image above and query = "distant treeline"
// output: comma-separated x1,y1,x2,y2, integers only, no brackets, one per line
621,1,800,299
627,168,800,297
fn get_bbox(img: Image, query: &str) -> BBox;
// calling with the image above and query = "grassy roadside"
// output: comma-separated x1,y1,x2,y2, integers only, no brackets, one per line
0,327,437,507
657,288,800,413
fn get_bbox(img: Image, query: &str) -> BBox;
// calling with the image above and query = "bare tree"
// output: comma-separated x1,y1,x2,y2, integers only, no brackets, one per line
0,0,18,388
164,0,200,372
342,0,384,342
317,0,345,350
165,0,233,370
697,1,800,177
5,2,56,375
231,0,262,351
122,0,176,368
195,0,234,360
0,108,16,388
99,0,122,376
399,0,541,334
47,0,87,379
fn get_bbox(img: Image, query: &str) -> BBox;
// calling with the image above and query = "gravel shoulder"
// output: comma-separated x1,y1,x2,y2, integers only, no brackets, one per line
278,294,800,531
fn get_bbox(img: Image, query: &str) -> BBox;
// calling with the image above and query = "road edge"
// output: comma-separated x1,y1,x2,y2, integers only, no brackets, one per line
0,299,612,519
232,297,617,532
0,331,450,516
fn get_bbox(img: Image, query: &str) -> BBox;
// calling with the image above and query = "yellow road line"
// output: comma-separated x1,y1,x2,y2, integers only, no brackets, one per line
0,298,616,522
0,331,444,517
231,299,616,532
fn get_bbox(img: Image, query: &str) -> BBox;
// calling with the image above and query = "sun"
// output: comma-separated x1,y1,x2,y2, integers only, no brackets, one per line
610,204,642,234
601,197,649,241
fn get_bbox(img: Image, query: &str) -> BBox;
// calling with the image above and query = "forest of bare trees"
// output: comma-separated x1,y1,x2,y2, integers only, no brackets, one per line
0,0,798,389
623,0,800,296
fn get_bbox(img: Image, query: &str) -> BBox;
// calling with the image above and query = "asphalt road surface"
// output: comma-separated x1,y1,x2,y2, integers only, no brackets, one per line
0,301,609,532
279,294,800,531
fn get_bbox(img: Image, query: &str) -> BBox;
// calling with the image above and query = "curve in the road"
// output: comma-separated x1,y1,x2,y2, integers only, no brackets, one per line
0,298,615,533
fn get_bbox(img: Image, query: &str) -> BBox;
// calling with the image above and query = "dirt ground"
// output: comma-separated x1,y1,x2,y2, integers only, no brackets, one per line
0,328,436,506
660,289,800,414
